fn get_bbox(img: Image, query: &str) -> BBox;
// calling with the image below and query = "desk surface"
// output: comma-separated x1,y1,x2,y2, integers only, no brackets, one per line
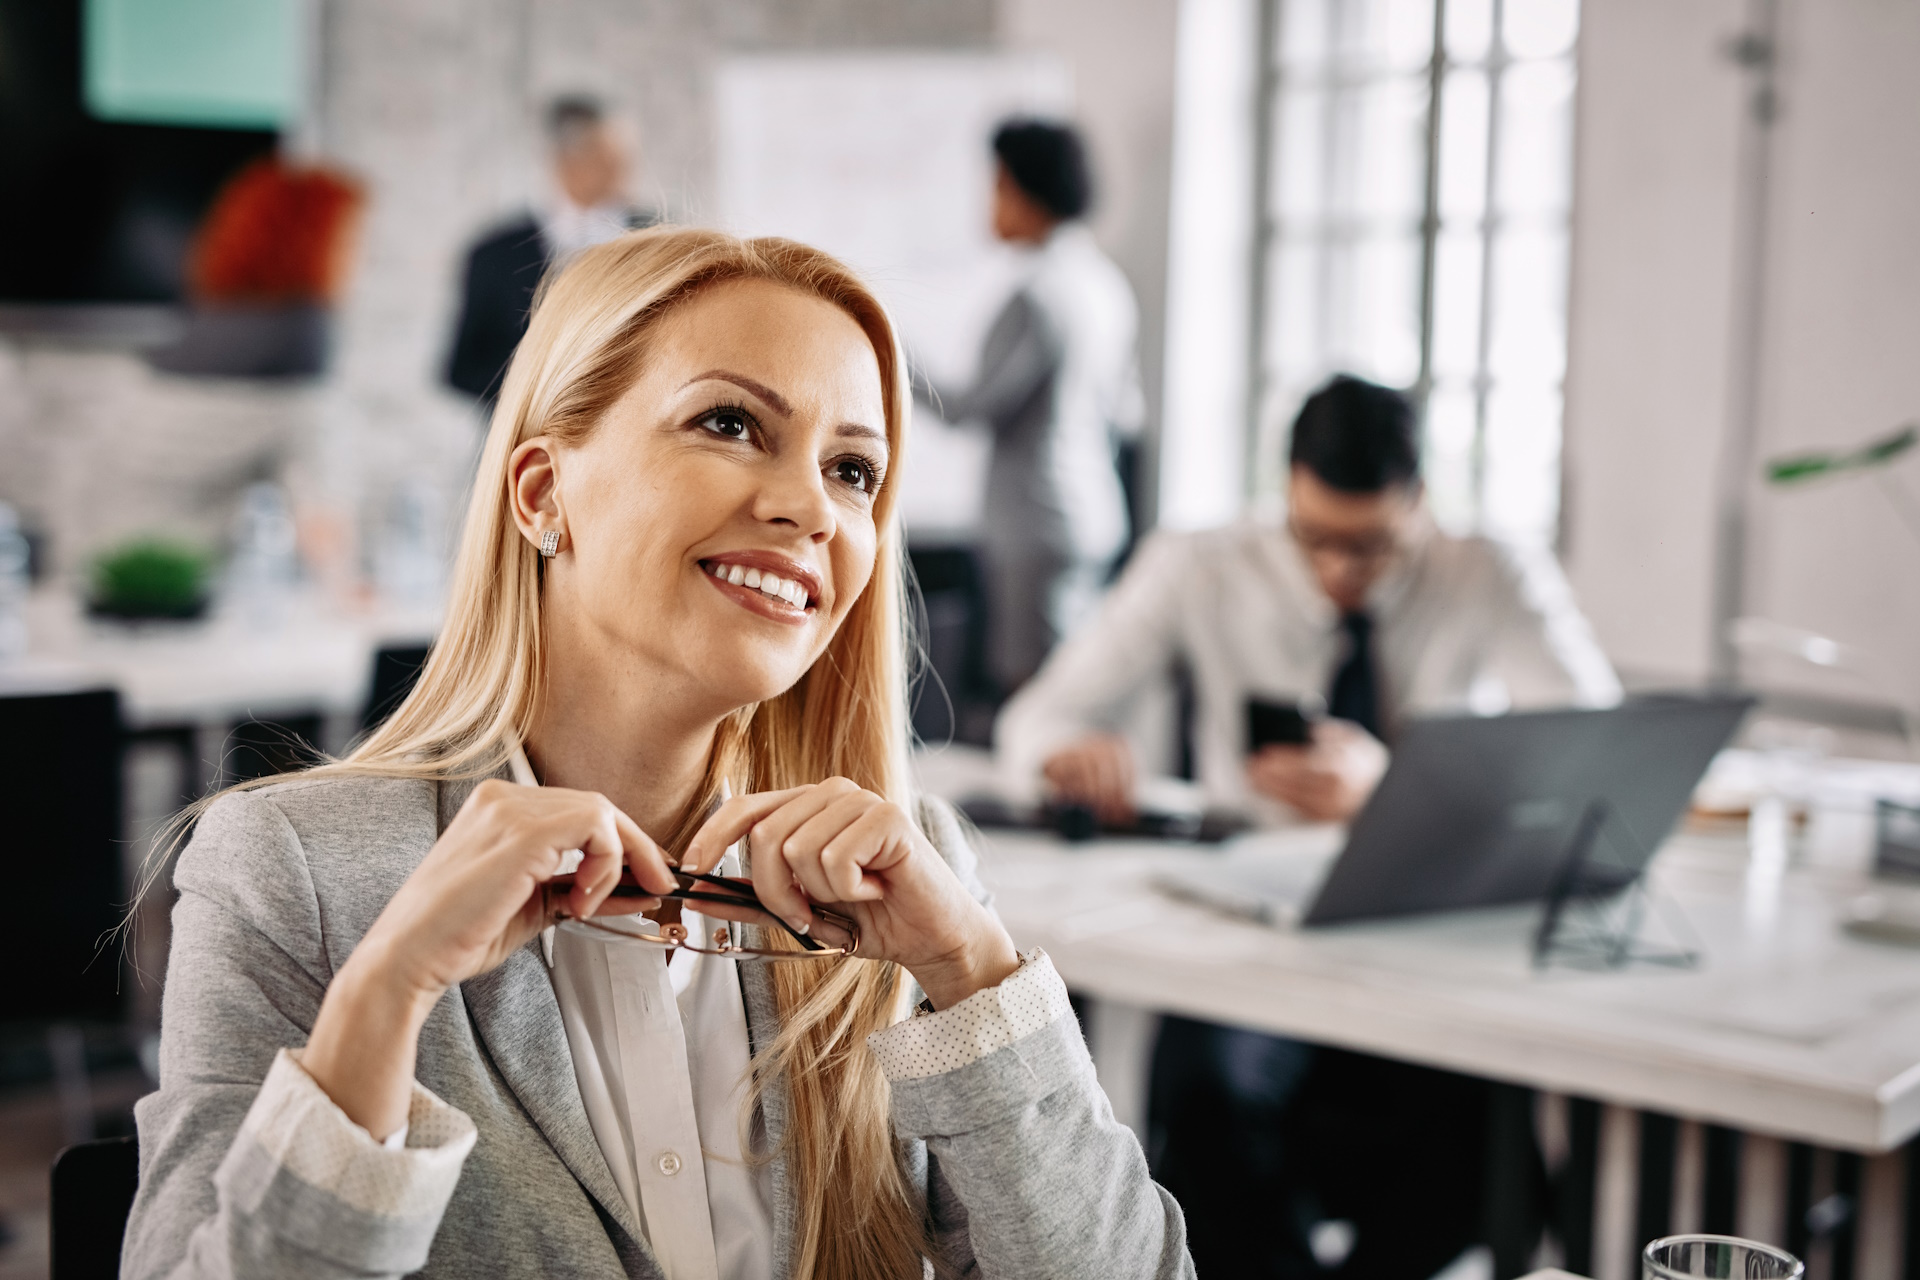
976,825,1920,1152
4,588,438,727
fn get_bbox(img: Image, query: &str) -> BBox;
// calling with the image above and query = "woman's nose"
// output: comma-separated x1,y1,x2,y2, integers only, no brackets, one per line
752,455,836,540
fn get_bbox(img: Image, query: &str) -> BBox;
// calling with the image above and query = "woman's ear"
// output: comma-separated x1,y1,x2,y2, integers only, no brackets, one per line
508,437,568,555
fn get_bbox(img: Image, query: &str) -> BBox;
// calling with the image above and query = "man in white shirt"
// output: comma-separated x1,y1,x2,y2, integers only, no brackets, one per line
997,375,1620,825
996,374,1621,1277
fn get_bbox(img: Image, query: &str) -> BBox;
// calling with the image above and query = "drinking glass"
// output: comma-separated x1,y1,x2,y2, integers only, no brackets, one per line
1643,1235,1803,1280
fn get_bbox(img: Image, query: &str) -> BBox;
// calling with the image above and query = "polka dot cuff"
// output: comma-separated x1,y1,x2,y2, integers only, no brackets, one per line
867,950,1072,1082
239,1048,478,1219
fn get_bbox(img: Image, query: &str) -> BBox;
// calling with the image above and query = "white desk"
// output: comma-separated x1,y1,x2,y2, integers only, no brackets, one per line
3,588,438,729
962,808,1920,1280
978,828,1920,1153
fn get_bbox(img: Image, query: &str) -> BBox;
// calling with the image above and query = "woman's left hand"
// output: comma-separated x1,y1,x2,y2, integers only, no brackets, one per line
682,779,1020,1009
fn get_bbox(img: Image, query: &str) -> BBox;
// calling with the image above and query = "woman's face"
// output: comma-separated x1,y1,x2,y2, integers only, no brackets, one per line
517,278,890,714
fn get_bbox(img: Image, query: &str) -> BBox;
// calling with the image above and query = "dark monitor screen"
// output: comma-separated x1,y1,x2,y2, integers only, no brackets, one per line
0,0,277,304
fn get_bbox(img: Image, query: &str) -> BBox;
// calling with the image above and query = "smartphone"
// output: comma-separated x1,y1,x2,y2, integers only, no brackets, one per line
1246,697,1315,752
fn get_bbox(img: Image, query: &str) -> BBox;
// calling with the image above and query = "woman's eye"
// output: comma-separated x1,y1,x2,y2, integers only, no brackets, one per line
831,458,876,493
699,408,752,439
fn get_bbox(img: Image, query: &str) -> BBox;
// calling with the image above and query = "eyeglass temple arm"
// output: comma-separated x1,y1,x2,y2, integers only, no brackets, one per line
672,871,830,952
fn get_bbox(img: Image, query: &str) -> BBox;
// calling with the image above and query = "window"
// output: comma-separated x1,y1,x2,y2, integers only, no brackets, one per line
1249,0,1580,543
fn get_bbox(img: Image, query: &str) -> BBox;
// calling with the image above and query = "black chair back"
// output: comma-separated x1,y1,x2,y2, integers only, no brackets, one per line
363,643,433,733
0,688,124,1019
50,1135,138,1280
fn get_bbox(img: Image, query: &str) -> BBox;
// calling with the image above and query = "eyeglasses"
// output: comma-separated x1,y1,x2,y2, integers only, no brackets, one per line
548,869,861,961
1287,517,1402,567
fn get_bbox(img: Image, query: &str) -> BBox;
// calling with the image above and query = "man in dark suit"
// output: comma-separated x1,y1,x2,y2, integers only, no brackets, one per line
445,96,657,405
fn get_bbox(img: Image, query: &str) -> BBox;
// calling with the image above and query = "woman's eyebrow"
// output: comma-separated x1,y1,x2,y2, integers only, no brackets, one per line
684,369,886,448
682,369,792,416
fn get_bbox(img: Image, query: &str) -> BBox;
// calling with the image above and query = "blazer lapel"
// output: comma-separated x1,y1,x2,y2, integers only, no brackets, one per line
460,950,647,1248
739,958,799,1280
437,775,649,1253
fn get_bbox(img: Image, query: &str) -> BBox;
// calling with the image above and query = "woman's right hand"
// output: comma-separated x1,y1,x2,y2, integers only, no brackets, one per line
351,779,676,999
302,780,677,1138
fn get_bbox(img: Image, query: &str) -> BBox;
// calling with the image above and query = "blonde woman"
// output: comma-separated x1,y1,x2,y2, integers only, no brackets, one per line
124,227,1192,1280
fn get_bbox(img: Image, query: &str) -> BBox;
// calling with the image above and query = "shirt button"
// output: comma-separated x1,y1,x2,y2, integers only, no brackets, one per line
657,1151,683,1177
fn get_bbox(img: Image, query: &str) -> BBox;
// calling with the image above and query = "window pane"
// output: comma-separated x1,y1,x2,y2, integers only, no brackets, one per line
1430,226,1482,380
1272,83,1328,226
1487,226,1568,384
1278,0,1332,71
1266,239,1322,380
1496,60,1575,218
1437,69,1488,222
1362,0,1438,73
1424,382,1478,533
1326,233,1422,384
1334,76,1430,224
1483,383,1562,541
1504,0,1579,60
1446,0,1494,62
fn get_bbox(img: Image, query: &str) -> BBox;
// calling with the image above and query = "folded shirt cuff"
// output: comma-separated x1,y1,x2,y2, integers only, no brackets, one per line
867,949,1073,1081
237,1048,477,1219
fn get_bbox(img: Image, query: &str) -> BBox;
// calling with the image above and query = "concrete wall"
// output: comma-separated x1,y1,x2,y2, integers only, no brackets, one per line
1563,0,1920,713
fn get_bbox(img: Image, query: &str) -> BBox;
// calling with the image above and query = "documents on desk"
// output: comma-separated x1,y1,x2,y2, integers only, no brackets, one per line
1154,825,1345,928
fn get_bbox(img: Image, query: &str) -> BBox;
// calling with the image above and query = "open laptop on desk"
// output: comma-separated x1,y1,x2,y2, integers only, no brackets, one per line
1160,693,1753,928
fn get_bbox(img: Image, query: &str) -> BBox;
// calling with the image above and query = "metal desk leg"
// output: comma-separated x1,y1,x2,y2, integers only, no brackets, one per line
1595,1105,1642,1280
1855,1150,1905,1280
1738,1135,1790,1248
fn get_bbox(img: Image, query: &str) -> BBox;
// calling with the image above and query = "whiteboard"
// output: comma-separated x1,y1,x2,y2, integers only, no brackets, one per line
713,53,1074,538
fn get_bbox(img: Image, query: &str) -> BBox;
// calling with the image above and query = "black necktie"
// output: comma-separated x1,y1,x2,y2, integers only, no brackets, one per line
1327,611,1380,739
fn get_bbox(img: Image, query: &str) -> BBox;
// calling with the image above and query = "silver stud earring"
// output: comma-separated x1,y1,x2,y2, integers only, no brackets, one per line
539,530,561,558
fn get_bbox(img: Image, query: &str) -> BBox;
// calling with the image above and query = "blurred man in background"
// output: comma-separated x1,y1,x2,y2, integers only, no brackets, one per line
925,118,1144,697
445,96,657,407
996,373,1621,1277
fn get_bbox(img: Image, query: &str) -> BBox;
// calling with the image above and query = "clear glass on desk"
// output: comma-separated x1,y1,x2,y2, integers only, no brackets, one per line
1643,1234,1803,1280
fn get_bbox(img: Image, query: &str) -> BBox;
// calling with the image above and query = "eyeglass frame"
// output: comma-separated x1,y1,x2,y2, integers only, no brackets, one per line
546,868,861,961
1286,514,1405,567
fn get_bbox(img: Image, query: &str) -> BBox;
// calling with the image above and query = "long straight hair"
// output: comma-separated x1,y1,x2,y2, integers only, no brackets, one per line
152,227,927,1278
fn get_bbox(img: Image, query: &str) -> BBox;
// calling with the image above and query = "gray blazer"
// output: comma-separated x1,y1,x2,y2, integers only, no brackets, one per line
125,772,1193,1279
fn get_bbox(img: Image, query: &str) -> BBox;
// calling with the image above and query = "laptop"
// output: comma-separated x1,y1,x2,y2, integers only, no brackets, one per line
1157,693,1753,928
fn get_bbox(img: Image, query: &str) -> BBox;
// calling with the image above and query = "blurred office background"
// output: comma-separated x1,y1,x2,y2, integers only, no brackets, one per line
4,0,1920,1276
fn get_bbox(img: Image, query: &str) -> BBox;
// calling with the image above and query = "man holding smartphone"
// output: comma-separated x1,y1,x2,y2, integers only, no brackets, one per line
998,373,1619,826
994,374,1621,1278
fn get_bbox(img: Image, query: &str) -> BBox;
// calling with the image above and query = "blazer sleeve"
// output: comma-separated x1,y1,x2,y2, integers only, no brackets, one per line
931,292,1058,433
125,790,476,1280
884,801,1194,1279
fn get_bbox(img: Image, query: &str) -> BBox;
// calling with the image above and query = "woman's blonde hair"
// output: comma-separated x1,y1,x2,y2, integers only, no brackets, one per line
155,226,928,1278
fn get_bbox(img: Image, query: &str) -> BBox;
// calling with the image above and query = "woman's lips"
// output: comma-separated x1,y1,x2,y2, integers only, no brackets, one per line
701,559,815,620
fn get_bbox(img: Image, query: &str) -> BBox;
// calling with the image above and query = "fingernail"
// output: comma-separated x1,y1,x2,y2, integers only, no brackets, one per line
790,917,811,935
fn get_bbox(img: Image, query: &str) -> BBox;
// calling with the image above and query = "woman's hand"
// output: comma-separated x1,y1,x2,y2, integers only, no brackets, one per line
303,780,677,1138
683,780,1020,1010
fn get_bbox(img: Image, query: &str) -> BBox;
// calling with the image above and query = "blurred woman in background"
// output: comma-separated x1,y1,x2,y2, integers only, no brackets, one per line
928,118,1145,697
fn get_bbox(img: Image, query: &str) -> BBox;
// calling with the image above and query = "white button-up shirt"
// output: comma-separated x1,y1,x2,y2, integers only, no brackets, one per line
996,517,1623,818
510,748,772,1280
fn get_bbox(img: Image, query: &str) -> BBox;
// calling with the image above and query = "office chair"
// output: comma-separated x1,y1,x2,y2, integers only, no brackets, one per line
0,688,125,1022
50,1135,138,1280
363,642,433,733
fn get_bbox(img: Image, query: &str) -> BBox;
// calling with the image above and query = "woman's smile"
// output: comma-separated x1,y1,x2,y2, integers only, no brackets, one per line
699,551,821,623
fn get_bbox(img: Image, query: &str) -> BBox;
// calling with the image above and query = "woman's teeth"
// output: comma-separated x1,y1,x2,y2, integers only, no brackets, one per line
707,561,810,608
